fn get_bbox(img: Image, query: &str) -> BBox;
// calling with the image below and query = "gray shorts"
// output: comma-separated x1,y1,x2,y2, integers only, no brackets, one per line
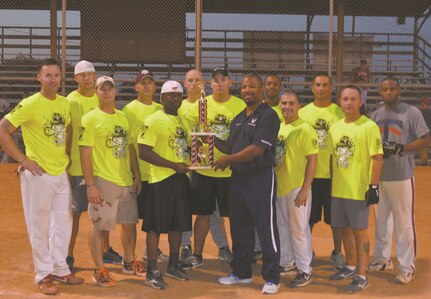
70,176,88,212
331,197,369,230
88,176,139,231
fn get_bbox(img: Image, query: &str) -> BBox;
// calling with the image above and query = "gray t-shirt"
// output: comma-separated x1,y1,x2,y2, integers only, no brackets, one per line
371,102,429,181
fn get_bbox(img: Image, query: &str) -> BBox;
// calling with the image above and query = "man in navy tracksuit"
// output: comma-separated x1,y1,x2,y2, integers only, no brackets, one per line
213,74,281,294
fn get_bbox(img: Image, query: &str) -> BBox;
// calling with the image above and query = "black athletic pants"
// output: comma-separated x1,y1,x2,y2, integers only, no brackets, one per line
229,167,280,284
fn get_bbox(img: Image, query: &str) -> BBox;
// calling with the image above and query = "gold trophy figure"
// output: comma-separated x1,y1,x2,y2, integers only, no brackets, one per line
190,85,215,170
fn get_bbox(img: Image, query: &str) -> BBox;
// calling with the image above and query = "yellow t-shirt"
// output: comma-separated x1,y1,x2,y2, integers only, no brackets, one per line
178,99,198,129
123,99,163,181
138,110,191,184
79,107,133,186
270,105,283,122
328,116,383,200
196,95,245,178
67,90,98,176
275,119,318,197
5,92,70,176
299,102,344,179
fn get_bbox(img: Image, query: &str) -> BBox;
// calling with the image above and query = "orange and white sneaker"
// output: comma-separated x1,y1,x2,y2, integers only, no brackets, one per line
38,274,58,295
123,259,146,277
93,267,115,287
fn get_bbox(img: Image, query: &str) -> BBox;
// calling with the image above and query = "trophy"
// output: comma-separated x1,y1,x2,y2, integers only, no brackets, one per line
189,85,216,170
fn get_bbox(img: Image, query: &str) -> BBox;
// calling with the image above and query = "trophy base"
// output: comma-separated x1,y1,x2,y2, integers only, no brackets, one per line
189,165,213,170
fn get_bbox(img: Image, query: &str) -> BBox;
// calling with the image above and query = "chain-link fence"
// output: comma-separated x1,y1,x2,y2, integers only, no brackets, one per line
1,0,431,162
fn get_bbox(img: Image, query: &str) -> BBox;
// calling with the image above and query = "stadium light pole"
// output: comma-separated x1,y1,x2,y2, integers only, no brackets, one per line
195,0,203,71
61,0,67,96
328,0,334,78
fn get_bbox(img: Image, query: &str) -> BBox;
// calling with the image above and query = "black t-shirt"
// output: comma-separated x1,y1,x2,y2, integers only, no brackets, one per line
228,103,280,173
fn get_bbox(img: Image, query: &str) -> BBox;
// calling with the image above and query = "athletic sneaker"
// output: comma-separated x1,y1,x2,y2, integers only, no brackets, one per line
38,274,58,295
52,273,84,285
146,268,168,290
218,246,233,263
66,256,74,273
394,271,415,284
262,282,280,294
253,251,262,263
291,271,312,287
346,275,369,293
181,245,192,262
367,259,393,272
166,265,190,281
123,259,146,276
103,247,123,265
330,250,346,270
143,248,169,262
329,267,356,280
186,254,203,268
279,263,297,276
93,267,115,287
218,273,253,285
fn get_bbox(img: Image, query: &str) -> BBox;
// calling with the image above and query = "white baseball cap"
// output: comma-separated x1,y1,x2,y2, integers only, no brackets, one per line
74,60,95,75
95,76,115,89
160,80,183,95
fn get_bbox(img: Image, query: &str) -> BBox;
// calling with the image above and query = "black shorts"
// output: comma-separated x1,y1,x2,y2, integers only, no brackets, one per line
191,172,230,217
137,181,150,219
142,174,192,234
309,178,332,225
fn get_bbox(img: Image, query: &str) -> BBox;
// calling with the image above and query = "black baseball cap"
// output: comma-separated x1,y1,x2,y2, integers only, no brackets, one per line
211,67,229,78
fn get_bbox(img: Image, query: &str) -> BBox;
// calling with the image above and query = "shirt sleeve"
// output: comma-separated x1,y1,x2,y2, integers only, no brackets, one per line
138,117,158,147
303,125,319,156
367,122,384,156
252,109,280,149
4,99,32,128
78,114,95,147
410,106,430,138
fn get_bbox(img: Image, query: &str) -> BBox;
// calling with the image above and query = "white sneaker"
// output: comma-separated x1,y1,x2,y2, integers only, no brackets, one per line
367,259,393,272
262,282,280,294
394,271,415,284
218,273,252,285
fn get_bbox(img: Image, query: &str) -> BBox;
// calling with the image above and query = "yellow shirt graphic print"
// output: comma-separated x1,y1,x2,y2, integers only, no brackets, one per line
43,112,67,146
334,135,355,169
105,125,128,159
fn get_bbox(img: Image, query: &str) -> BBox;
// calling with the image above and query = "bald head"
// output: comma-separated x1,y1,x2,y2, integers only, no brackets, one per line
184,69,205,101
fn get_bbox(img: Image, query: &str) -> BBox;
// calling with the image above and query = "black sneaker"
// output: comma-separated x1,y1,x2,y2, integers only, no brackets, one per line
166,266,190,281
186,254,203,268
103,247,123,265
66,256,74,273
218,246,233,263
146,268,168,290
291,270,312,287
181,245,192,260
346,275,369,293
279,263,297,277
329,267,356,280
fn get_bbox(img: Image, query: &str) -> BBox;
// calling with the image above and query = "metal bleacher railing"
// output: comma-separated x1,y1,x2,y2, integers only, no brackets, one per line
1,26,430,106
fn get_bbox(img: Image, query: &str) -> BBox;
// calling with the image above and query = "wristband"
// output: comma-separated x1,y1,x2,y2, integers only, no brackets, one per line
20,156,27,163
86,183,95,188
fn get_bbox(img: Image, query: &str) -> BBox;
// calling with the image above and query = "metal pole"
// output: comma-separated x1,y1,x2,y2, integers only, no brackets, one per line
61,0,67,96
195,0,203,71
336,0,345,87
50,0,57,59
328,0,334,77
413,16,419,83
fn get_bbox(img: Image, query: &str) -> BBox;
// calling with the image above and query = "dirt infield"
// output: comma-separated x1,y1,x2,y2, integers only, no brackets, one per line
0,163,430,298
